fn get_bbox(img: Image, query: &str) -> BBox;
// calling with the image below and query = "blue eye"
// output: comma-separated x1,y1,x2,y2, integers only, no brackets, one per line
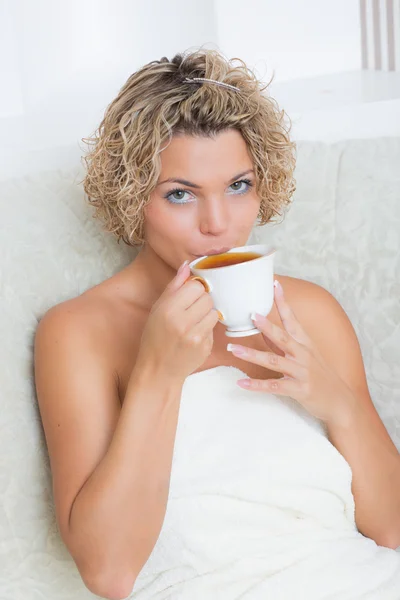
227,179,253,195
165,189,194,204
164,178,254,205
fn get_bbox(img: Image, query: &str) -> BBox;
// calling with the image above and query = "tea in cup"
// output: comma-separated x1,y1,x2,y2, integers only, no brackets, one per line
188,244,276,337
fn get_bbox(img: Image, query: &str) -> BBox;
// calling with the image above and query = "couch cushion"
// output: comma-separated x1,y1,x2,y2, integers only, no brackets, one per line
0,167,136,597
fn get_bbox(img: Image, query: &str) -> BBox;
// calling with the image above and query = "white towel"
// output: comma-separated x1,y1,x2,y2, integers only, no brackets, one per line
130,366,400,599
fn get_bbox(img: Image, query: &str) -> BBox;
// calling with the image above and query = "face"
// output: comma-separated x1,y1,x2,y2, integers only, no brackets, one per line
144,129,261,269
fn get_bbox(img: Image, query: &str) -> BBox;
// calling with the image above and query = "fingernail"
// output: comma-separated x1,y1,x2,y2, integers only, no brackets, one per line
251,312,264,322
274,280,283,295
178,260,189,274
227,343,246,355
237,379,251,388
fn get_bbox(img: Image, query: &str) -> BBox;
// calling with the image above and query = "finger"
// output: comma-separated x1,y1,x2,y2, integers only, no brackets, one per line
185,292,216,326
251,313,299,357
164,271,208,311
164,260,191,294
273,280,310,345
227,345,305,379
259,332,285,357
236,375,300,396
190,308,220,339
172,278,211,312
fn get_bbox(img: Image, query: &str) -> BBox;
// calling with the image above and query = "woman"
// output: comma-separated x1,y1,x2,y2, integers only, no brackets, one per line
34,49,400,599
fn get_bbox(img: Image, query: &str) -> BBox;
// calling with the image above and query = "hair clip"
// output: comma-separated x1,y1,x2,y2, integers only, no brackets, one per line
184,77,240,92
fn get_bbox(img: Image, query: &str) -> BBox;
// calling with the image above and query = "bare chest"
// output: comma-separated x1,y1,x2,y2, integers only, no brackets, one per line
110,313,284,406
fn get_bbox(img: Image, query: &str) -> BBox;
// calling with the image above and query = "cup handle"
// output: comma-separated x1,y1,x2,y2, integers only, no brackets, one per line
188,276,224,322
188,275,210,292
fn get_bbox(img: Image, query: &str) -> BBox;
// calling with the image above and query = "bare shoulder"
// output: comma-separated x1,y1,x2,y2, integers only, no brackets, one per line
41,270,149,399
273,274,359,378
36,292,118,373
274,274,346,328
275,274,335,310
275,275,371,403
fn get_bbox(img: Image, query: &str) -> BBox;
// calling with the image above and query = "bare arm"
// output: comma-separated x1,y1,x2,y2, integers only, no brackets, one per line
68,363,184,597
34,305,185,600
289,280,400,548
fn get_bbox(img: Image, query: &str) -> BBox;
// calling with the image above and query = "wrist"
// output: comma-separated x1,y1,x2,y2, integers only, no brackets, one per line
325,388,360,433
132,356,186,390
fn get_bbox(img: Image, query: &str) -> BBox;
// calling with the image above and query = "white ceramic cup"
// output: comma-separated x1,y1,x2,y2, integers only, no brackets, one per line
188,244,276,337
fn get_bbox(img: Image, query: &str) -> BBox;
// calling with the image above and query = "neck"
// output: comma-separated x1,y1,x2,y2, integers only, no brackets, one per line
128,243,178,308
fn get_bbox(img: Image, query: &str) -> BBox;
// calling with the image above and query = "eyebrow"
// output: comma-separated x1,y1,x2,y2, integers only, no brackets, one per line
157,169,254,188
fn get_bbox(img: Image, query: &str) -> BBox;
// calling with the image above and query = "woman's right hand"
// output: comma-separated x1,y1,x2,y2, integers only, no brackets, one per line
135,261,220,382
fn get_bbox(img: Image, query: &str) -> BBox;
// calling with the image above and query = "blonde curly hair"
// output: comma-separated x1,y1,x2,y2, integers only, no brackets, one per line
81,48,296,247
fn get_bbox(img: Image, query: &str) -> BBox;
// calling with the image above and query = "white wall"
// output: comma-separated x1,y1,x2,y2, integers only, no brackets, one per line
0,0,218,179
214,0,361,82
214,0,400,142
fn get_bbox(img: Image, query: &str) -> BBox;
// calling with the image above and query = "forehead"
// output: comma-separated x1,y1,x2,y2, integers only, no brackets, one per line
158,129,253,179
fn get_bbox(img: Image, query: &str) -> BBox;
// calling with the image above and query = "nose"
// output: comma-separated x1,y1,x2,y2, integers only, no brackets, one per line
198,196,230,236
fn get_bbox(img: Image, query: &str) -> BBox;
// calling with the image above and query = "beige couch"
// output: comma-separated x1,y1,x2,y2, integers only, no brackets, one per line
1,137,399,598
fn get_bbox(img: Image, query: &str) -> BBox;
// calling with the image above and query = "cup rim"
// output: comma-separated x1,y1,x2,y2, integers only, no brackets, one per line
189,244,276,272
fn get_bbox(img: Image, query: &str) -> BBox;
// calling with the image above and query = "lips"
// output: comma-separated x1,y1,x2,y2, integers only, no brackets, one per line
196,246,231,257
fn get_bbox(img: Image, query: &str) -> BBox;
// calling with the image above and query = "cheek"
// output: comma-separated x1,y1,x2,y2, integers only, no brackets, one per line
144,199,195,241
236,195,261,224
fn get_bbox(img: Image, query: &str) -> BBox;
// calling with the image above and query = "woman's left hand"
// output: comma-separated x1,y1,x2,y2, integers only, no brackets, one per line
228,280,355,426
